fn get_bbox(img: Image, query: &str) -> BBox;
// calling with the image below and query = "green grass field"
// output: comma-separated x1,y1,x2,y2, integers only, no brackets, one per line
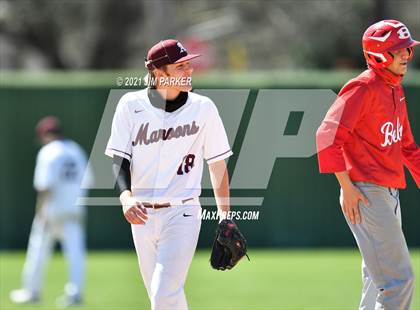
1,249,419,310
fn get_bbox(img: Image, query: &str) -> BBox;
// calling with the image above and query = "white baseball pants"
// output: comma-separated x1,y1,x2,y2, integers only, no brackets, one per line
131,201,201,310
21,213,86,298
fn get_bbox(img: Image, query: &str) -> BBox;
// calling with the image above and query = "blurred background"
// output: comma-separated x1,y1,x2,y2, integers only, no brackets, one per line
1,0,419,71
1,0,419,309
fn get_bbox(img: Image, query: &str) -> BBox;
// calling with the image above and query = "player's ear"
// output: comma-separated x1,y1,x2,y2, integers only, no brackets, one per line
153,67,166,78
159,65,170,76
151,68,160,78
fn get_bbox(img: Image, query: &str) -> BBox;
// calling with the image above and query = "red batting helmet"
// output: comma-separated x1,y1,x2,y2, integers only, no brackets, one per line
362,20,420,69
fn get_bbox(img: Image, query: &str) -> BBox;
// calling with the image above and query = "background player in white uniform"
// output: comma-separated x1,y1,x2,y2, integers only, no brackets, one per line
10,116,93,308
105,39,233,310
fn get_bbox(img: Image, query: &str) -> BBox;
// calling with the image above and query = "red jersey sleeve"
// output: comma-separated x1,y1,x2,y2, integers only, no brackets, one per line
401,102,420,188
316,81,370,173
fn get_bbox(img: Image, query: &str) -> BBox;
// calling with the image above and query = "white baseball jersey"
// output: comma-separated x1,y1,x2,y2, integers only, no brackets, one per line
105,89,232,201
34,139,90,219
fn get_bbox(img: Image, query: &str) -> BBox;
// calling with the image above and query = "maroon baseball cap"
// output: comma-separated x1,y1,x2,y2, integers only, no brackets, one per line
35,116,61,137
145,39,201,70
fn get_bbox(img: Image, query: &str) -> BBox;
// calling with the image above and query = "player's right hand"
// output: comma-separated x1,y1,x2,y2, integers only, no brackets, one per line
120,194,148,225
341,185,370,225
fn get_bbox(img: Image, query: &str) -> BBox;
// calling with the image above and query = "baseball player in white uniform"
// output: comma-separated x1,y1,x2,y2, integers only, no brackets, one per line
10,116,93,308
105,39,233,310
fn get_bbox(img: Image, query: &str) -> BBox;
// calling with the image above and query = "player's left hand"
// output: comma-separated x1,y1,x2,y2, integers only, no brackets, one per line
210,219,249,270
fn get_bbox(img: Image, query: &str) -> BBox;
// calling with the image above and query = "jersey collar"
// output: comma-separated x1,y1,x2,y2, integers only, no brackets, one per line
370,67,403,87
147,89,188,113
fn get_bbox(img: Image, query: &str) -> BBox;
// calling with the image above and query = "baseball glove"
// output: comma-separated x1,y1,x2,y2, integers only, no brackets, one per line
210,219,249,270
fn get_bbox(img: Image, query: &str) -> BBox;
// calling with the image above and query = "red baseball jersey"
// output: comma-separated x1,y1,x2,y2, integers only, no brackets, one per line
316,68,420,189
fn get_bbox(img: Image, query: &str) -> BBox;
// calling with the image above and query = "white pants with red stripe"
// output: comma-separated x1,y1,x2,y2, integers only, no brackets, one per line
131,201,201,310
